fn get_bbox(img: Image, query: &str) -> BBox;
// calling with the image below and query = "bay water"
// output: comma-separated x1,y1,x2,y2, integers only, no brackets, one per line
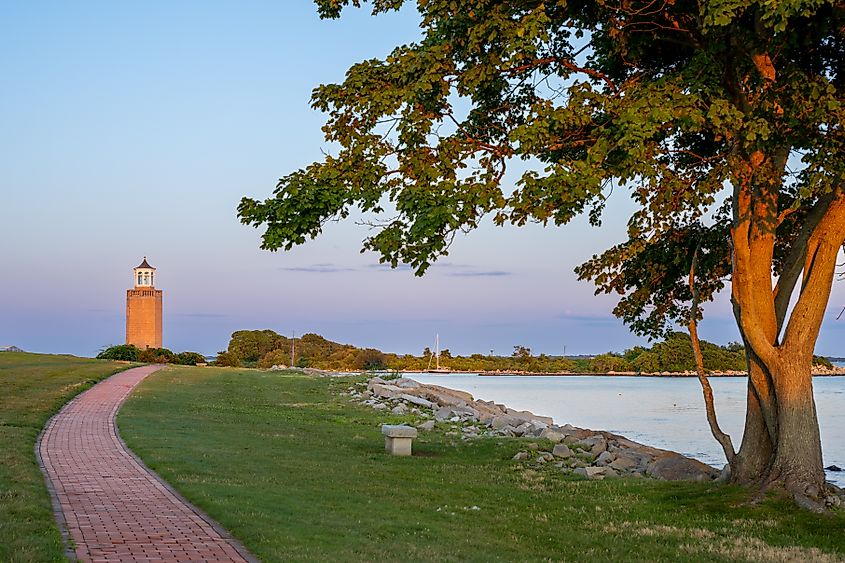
411,373,845,486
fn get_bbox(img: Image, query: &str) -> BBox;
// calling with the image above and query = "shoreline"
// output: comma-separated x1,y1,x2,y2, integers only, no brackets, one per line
349,374,722,482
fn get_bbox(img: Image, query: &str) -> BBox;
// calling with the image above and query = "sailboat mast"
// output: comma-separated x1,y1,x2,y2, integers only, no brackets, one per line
290,332,296,367
435,333,440,370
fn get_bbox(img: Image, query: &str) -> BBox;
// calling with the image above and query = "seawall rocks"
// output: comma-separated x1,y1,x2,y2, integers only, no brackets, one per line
346,375,720,482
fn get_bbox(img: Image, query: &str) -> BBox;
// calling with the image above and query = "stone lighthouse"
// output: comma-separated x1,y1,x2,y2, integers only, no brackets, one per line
126,257,163,349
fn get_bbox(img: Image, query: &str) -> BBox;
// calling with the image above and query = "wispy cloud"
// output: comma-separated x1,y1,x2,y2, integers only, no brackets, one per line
430,262,514,277
364,263,414,272
554,312,620,324
279,263,356,273
447,270,513,277
276,261,511,277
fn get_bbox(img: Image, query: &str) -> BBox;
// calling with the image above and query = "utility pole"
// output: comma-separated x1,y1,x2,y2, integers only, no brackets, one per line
290,331,296,367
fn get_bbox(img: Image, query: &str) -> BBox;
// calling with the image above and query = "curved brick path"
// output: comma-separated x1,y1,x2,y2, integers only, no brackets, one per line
38,365,255,562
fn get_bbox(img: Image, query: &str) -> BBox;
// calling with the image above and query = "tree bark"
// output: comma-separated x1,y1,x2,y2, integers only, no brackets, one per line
732,376,774,485
768,361,826,499
688,248,736,468
725,149,845,501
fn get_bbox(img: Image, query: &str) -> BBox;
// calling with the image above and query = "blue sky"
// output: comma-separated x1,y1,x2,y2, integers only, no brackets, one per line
3,1,845,357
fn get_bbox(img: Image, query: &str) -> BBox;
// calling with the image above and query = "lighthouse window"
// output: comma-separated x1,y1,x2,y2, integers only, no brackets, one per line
137,274,143,285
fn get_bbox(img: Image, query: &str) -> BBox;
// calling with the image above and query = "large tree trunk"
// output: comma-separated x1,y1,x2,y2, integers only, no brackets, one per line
727,155,845,505
732,380,774,485
767,356,826,498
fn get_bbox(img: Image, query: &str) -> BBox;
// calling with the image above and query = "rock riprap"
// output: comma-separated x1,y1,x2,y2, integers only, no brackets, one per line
346,375,720,482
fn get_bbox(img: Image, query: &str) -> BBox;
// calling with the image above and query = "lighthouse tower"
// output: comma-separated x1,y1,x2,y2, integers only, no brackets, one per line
126,257,163,349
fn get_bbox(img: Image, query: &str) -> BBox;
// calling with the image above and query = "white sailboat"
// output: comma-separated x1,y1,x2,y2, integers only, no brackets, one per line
426,333,451,374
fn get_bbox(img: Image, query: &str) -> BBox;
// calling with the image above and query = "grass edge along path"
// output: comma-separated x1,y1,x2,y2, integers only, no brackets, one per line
119,365,845,562
0,352,135,563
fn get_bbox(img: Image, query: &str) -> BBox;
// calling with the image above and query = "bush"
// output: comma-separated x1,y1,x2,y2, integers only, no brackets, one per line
813,355,833,369
214,351,241,367
591,353,632,372
258,349,289,369
138,348,175,364
98,345,208,365
227,330,287,363
354,349,387,371
175,352,206,366
97,345,140,361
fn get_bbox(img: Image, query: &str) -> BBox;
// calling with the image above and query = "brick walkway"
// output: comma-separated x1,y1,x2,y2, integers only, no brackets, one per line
38,365,255,562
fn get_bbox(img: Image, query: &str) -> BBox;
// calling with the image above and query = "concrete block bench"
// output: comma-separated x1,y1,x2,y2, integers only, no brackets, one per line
381,424,418,456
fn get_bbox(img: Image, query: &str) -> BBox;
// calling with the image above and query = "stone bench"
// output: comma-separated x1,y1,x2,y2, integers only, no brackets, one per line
381,424,418,456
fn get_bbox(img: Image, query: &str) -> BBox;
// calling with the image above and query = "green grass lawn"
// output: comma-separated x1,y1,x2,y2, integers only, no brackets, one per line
0,352,131,562
119,366,845,562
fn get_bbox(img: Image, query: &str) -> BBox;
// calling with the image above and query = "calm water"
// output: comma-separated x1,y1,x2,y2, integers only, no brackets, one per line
411,374,845,486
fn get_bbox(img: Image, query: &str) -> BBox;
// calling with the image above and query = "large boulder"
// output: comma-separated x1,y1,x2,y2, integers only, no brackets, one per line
451,405,481,419
539,428,567,443
648,454,719,481
491,415,522,430
552,444,573,458
400,394,435,409
417,420,436,431
609,455,639,472
595,451,615,466
370,383,402,399
469,401,507,422
506,408,554,426
584,466,609,478
578,434,608,456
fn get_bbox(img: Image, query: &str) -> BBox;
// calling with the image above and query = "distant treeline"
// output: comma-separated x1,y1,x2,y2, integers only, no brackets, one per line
215,330,834,373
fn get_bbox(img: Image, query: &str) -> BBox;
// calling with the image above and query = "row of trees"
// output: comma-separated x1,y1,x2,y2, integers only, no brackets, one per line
586,333,832,374
97,345,205,366
216,329,834,374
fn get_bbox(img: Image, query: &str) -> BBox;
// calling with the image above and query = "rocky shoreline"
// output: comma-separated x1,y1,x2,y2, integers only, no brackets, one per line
345,375,721,482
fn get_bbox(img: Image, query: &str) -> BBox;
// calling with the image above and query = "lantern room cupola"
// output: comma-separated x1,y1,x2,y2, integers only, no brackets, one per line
134,257,156,288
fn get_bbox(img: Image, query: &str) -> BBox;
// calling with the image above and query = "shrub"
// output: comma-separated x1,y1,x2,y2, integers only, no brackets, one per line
214,351,241,367
813,355,833,369
227,330,287,363
258,349,289,369
591,353,632,373
138,348,175,364
354,349,387,371
97,345,140,361
175,351,206,366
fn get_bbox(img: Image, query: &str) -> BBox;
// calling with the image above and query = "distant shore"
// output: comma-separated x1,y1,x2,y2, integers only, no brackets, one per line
391,368,845,377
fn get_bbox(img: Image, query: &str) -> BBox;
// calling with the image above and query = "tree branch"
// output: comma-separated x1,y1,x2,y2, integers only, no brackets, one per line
772,193,836,340
782,190,845,352
689,246,737,466
501,56,618,93
731,177,779,368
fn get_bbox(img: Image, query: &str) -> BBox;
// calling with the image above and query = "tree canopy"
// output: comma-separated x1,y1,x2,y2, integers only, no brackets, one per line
240,0,845,505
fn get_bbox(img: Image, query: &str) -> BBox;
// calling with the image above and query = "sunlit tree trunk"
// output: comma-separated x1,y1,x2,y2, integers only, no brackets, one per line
730,166,845,499
767,354,826,497
732,376,774,485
